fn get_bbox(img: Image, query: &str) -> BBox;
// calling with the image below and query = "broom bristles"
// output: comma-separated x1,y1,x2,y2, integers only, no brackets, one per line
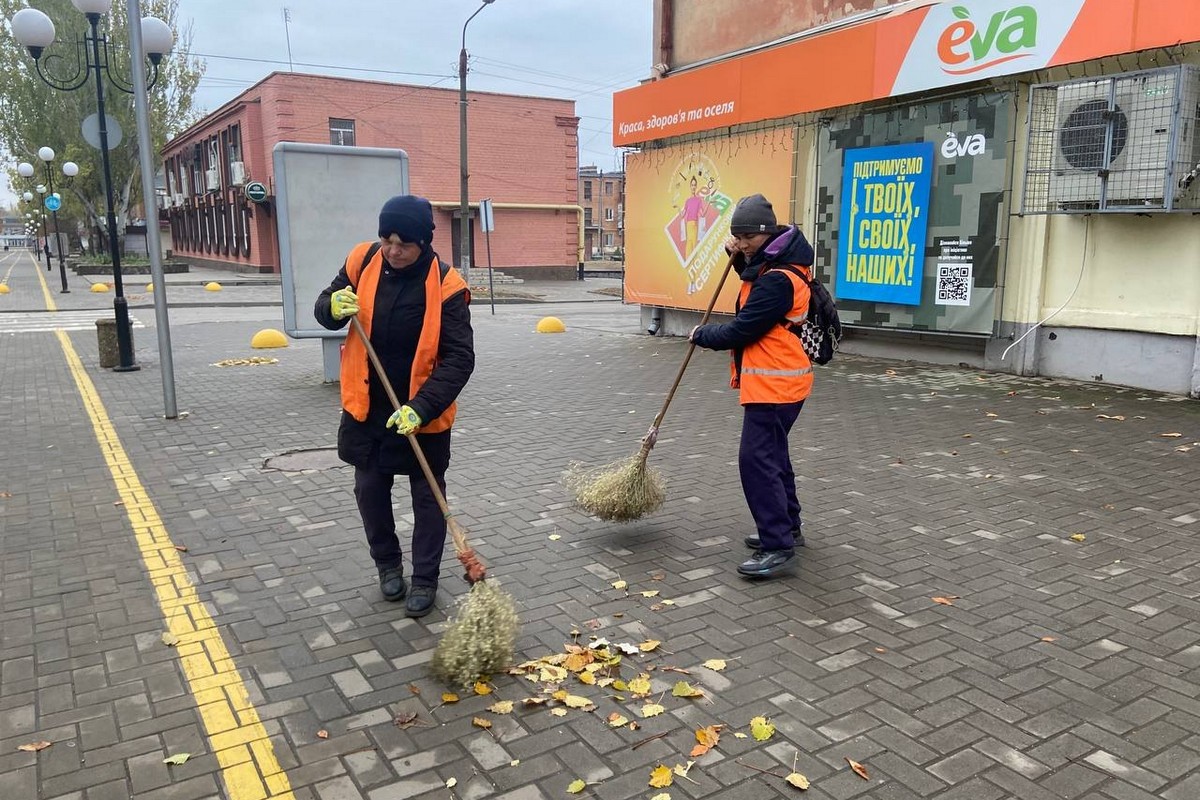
431,580,520,688
564,453,666,522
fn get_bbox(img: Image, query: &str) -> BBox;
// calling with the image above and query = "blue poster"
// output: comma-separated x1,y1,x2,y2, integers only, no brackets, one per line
836,142,934,306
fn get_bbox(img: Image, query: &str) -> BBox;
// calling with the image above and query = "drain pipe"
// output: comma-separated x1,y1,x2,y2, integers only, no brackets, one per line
647,307,662,335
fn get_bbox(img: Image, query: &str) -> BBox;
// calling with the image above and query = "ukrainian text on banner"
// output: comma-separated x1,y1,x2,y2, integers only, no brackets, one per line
624,128,794,313
836,142,934,306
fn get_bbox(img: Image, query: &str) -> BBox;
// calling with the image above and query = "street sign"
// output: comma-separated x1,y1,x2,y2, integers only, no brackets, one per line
245,181,268,203
480,198,495,232
81,112,122,150
44,195,61,212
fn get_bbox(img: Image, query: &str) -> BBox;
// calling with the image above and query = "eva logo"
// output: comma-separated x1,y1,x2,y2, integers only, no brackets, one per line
937,4,1037,75
941,131,987,160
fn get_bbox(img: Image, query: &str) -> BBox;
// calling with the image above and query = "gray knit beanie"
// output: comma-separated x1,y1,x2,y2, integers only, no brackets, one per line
729,193,779,234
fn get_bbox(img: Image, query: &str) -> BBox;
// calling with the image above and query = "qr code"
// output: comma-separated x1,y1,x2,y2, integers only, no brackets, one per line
936,264,971,305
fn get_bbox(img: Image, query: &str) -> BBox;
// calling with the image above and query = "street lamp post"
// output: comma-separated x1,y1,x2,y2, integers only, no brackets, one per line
11,1,174,371
36,147,78,293
458,0,496,286
16,162,45,266
34,186,51,269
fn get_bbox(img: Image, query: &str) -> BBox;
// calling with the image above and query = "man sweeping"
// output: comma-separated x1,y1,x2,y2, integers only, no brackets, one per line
689,194,815,579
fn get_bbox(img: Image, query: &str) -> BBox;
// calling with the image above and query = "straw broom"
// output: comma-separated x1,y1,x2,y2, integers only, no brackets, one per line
566,253,738,522
349,317,518,688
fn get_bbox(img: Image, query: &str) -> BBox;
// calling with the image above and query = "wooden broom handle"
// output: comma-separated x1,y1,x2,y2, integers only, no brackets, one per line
640,253,738,456
348,316,471,555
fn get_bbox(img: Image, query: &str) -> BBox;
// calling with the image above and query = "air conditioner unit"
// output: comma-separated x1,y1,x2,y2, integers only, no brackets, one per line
1048,67,1200,210
205,168,221,192
229,161,246,186
173,193,185,207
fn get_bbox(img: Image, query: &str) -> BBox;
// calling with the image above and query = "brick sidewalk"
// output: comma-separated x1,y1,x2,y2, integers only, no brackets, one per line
2,249,1200,799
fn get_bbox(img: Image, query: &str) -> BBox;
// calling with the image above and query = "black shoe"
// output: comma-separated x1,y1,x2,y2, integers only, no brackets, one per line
744,526,805,550
405,585,437,618
737,549,796,579
379,566,407,602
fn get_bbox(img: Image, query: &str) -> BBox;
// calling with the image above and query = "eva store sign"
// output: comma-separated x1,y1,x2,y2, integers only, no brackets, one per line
890,0,1085,96
937,4,1037,75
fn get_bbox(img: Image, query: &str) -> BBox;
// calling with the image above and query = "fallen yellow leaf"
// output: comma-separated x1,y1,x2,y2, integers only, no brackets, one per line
18,741,52,752
702,659,727,671
607,712,629,727
1070,533,1086,542
673,761,695,778
474,682,493,696
932,596,958,606
567,778,586,793
641,703,666,718
650,794,671,800
441,692,459,704
161,631,180,647
628,675,652,696
316,730,329,739
488,700,514,714
577,671,597,686
612,580,627,590
472,717,492,729
548,534,561,540
563,694,594,709
672,681,704,698
1041,636,1057,642
550,708,568,717
446,778,458,788
691,725,721,756
750,716,775,741
649,764,674,788
639,640,662,652
641,590,660,598
846,757,869,780
785,772,810,789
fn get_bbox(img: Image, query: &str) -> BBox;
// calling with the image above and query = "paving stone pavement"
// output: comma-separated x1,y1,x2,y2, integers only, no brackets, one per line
2,249,1200,800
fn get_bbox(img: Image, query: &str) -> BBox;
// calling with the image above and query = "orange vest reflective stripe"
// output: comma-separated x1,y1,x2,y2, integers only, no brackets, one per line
730,265,814,405
340,242,469,432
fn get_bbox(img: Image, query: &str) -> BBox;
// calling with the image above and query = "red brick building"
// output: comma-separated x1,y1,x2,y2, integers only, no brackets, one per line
578,166,624,260
160,72,582,277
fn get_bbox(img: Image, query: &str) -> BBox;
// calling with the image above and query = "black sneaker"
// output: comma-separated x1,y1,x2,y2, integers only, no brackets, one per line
405,585,437,618
744,526,805,550
379,566,407,602
737,549,796,579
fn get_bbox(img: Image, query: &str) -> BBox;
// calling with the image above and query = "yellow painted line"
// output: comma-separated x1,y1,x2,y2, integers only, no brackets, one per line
53,325,295,798
31,250,57,309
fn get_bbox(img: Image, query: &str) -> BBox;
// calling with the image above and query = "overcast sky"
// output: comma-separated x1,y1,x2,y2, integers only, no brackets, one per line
3,0,651,206
179,0,651,167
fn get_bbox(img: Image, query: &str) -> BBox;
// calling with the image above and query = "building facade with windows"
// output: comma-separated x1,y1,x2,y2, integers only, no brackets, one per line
578,166,625,259
616,0,1200,396
160,72,582,278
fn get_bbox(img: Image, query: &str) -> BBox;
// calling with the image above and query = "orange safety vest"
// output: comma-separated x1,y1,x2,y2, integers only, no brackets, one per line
730,264,814,405
340,241,469,432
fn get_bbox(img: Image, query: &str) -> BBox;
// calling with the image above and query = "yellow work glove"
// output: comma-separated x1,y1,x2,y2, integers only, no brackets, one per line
386,405,422,435
330,288,359,320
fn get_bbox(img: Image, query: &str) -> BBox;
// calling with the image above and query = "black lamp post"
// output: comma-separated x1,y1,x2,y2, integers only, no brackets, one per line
35,147,78,293
458,0,496,285
16,162,46,267
11,1,173,371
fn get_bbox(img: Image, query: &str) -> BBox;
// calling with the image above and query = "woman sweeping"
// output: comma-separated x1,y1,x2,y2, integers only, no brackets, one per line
315,195,475,617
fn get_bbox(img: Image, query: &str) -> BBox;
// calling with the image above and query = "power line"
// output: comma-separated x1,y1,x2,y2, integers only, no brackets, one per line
180,50,451,80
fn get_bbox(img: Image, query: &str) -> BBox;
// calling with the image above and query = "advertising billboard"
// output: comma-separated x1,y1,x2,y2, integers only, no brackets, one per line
624,129,795,313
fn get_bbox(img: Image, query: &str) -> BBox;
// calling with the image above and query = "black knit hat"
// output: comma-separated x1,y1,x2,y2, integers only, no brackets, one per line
729,193,779,234
378,195,435,245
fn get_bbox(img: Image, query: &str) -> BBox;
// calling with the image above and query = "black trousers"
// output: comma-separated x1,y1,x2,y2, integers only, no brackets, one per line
739,401,804,551
353,467,447,588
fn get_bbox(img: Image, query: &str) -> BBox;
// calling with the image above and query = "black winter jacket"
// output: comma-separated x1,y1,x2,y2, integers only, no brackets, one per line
315,246,474,475
691,225,814,353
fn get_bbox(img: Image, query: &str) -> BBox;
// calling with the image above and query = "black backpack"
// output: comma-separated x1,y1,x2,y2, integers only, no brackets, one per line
777,264,842,365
